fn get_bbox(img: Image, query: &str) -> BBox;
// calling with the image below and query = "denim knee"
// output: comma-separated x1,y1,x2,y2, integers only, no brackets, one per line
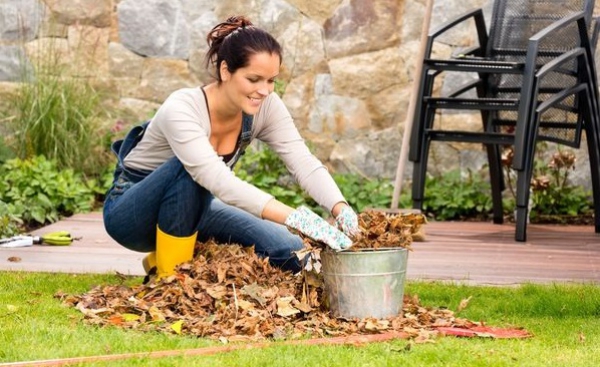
260,231,305,273
156,159,211,236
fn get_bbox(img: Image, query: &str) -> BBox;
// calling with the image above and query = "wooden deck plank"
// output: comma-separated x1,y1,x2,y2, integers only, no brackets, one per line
1,212,598,285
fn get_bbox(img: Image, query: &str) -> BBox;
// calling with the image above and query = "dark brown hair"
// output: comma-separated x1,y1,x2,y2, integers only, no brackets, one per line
205,15,282,82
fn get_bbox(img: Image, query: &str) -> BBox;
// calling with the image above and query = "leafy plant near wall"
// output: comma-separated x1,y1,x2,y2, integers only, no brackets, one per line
234,144,317,211
331,172,402,212
0,156,95,229
234,145,407,216
0,201,24,238
421,169,494,221
0,136,16,164
501,144,594,223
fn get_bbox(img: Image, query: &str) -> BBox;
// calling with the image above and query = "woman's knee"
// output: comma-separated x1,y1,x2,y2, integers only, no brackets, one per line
258,228,305,273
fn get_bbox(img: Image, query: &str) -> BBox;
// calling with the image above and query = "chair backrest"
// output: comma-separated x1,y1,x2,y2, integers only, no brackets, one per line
488,0,595,58
485,0,597,146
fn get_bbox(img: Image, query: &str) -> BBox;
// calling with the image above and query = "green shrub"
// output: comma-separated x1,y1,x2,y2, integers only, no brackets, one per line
235,144,315,211
235,145,407,216
422,169,494,221
83,163,117,204
0,156,95,227
332,173,403,213
0,201,25,237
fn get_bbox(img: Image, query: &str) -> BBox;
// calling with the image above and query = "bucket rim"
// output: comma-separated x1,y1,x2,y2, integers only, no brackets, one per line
324,247,409,255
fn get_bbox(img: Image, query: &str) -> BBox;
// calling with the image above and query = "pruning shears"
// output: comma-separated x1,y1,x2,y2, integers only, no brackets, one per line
0,231,74,248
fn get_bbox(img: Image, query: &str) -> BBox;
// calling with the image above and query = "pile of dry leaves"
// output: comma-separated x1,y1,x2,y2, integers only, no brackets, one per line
351,210,426,249
56,211,480,342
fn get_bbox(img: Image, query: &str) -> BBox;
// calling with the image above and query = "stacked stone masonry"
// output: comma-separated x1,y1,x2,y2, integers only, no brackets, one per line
0,0,598,189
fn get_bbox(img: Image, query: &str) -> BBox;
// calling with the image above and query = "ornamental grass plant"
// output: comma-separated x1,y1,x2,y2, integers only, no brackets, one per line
3,23,112,178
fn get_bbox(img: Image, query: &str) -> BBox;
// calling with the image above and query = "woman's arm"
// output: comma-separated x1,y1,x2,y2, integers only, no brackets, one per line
261,198,294,223
254,94,347,215
261,198,350,223
254,95,360,238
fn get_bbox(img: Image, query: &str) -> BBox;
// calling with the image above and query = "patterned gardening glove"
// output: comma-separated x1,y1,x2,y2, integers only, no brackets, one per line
335,205,360,238
285,206,353,251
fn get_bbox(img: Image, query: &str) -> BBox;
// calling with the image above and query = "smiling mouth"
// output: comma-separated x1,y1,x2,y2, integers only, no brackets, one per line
248,97,262,102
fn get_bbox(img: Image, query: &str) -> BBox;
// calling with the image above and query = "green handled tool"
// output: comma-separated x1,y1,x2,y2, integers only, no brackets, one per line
0,231,74,248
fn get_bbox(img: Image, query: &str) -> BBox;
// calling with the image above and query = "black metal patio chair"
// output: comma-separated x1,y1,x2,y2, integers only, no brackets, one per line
408,0,600,241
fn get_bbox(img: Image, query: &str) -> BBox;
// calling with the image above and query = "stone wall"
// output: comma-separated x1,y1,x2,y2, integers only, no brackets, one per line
0,0,598,191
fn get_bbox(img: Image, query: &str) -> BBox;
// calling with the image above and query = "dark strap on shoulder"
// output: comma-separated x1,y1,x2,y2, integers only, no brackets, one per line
226,113,254,169
111,121,150,162
110,121,151,182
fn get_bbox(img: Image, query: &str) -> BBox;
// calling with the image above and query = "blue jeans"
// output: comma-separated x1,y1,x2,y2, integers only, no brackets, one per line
103,157,305,272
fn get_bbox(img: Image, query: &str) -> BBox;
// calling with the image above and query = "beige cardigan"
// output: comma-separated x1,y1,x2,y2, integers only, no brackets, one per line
124,87,346,217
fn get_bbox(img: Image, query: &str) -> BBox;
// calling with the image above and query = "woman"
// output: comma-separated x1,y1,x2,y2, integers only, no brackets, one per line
103,15,359,280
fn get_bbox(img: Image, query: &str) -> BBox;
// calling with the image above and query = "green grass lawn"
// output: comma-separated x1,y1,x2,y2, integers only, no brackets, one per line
1,272,599,366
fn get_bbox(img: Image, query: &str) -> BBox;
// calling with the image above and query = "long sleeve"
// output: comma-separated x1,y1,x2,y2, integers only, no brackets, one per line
253,93,347,212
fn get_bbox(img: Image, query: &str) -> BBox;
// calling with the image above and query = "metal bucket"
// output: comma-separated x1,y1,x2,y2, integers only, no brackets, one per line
321,247,408,319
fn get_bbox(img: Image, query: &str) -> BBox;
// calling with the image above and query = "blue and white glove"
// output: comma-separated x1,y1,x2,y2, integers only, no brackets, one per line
285,206,353,251
335,205,360,238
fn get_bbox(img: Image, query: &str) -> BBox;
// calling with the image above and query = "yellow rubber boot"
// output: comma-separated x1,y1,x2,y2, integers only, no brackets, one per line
156,226,197,279
142,252,156,274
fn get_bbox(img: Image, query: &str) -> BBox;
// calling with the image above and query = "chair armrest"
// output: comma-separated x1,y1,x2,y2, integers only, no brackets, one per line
530,12,599,103
536,48,587,80
428,8,485,39
523,11,592,102
425,8,487,58
528,11,587,47
535,47,593,116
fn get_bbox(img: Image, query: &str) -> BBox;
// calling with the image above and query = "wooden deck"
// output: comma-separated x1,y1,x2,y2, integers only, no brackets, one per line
1,212,599,285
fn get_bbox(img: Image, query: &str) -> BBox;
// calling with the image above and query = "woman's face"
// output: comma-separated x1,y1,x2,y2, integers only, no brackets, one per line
222,52,280,115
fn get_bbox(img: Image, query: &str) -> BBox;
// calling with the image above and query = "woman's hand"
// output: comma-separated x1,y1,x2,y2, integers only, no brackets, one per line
284,206,352,251
334,204,360,238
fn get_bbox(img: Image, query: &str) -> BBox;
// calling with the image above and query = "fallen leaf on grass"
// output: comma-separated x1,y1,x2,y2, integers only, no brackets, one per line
237,299,255,311
171,320,184,334
457,296,472,313
6,304,18,312
437,326,532,339
148,306,165,322
362,319,390,331
122,313,140,322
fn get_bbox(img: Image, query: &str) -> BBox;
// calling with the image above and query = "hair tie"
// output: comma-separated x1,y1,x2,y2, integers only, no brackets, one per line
225,26,243,39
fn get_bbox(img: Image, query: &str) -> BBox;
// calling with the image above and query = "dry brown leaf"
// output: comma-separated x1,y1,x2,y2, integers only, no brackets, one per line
241,283,267,306
276,296,301,317
206,285,228,300
237,299,255,311
295,302,313,313
457,296,472,313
